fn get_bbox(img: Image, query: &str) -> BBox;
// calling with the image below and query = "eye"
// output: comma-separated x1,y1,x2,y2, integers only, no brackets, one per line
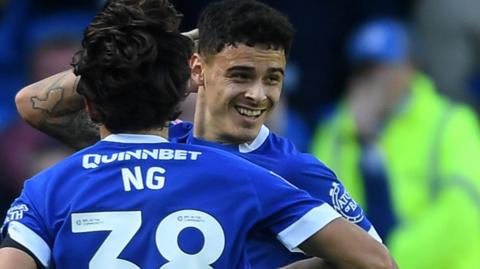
264,74,282,85
228,72,253,82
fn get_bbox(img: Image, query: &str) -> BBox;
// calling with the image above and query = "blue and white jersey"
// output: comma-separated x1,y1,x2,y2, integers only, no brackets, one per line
170,122,381,268
1,134,341,269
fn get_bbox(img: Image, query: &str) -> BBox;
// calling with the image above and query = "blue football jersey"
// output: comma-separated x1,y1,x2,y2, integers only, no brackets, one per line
1,134,341,269
170,122,381,268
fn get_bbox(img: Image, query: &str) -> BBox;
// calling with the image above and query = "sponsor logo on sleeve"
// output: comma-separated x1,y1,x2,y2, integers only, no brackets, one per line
4,204,29,223
329,182,364,223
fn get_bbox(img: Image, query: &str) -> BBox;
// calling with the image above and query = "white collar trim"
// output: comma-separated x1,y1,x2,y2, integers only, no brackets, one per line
239,125,270,153
103,133,168,144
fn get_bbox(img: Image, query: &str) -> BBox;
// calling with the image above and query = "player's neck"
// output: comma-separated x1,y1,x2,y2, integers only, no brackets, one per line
193,122,256,145
99,126,169,140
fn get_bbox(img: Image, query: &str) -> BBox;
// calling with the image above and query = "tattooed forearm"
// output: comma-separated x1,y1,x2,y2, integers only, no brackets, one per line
31,87,64,114
21,70,100,149
40,109,100,150
30,71,84,117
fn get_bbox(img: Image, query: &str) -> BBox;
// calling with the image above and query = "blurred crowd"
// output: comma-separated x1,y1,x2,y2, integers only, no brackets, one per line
1,0,480,268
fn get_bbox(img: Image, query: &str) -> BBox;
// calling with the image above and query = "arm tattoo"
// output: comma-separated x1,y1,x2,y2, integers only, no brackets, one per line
29,71,100,149
40,109,100,150
30,71,79,117
31,87,64,114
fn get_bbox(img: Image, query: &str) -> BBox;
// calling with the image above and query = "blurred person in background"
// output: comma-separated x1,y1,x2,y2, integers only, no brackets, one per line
311,18,480,269
415,0,480,107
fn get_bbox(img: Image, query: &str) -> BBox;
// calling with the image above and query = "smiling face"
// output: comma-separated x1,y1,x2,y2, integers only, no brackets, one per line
193,44,286,144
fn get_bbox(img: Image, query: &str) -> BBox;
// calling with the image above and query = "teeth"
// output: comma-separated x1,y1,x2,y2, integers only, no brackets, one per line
237,107,262,117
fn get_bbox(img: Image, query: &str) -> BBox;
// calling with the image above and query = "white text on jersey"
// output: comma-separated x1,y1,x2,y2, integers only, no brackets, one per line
121,166,165,191
82,149,202,169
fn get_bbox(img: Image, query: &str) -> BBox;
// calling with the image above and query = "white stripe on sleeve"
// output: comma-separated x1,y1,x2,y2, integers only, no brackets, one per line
277,204,341,251
368,226,383,243
7,221,51,267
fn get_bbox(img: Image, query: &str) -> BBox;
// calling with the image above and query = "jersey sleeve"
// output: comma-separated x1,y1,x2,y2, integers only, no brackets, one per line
291,153,382,242
1,180,52,268
247,167,341,251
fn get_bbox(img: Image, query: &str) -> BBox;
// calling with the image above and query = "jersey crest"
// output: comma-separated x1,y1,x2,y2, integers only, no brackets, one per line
329,182,364,223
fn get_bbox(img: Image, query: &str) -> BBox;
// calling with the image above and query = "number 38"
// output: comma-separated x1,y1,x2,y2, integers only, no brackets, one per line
71,210,225,269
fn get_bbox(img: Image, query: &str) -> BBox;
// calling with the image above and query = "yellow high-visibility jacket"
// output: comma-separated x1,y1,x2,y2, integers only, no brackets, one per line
311,73,480,269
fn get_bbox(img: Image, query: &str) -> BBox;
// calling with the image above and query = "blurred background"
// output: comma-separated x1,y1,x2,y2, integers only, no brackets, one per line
1,1,480,268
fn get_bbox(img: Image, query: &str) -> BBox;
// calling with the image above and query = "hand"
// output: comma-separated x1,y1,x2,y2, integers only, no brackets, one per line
182,29,199,41
182,29,200,94
182,28,199,52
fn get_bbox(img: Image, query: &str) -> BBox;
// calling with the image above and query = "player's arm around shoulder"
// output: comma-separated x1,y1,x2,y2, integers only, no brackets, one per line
290,153,381,241
249,166,397,269
277,154,395,269
15,69,100,150
299,218,398,269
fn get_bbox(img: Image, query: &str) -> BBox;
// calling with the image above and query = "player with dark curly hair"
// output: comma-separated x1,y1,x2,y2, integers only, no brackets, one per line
198,0,294,58
74,0,191,133
2,1,397,269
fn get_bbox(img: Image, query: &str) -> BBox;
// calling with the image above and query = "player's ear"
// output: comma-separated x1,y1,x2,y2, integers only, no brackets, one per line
189,53,204,93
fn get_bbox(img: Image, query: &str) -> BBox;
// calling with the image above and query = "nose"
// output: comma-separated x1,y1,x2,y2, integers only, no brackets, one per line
245,81,267,102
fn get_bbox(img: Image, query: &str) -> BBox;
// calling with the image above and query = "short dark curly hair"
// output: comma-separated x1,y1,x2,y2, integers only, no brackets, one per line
197,0,294,59
72,0,193,133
